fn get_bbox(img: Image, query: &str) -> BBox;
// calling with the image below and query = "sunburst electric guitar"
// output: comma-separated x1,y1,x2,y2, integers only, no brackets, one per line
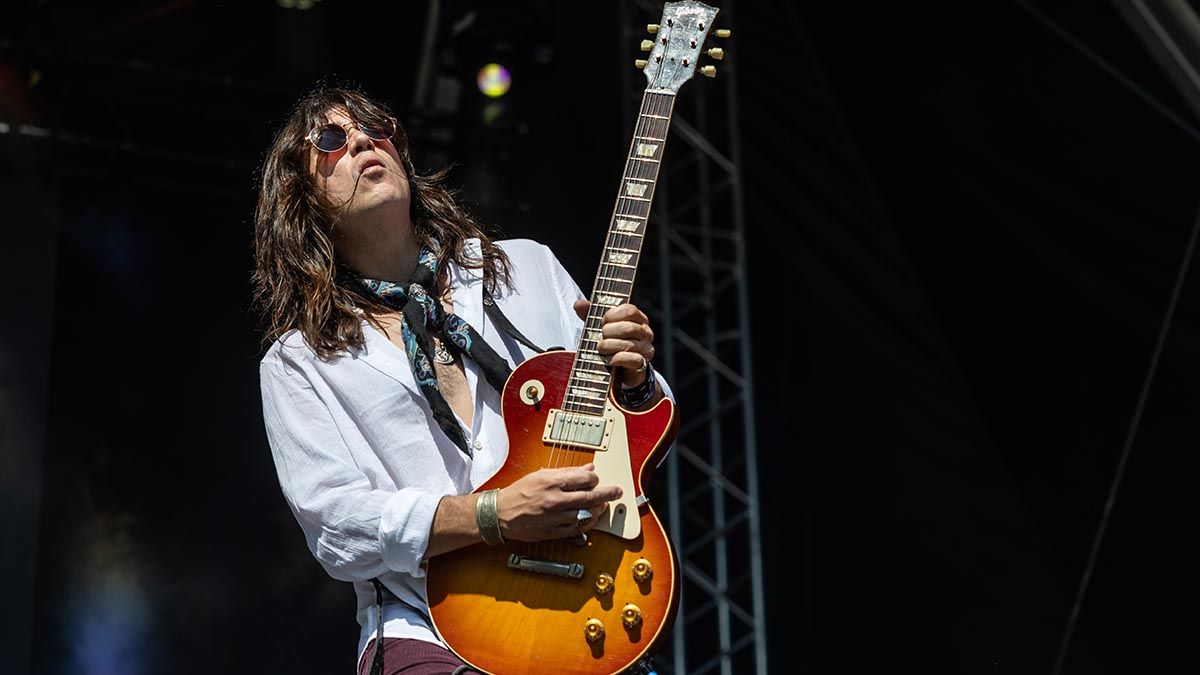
426,3,726,673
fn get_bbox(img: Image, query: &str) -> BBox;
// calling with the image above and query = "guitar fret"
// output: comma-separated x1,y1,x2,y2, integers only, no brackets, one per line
563,401,606,412
573,371,608,384
594,293,625,306
570,387,607,401
573,91,672,366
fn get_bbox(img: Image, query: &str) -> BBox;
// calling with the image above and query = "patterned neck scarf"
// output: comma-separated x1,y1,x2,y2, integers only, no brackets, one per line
360,240,515,457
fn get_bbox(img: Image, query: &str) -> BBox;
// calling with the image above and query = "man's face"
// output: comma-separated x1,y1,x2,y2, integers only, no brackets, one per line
308,107,410,229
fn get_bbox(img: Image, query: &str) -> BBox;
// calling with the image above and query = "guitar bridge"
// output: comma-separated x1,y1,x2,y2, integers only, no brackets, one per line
507,554,584,579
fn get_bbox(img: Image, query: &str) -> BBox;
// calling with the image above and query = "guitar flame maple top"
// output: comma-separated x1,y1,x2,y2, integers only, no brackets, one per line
426,351,680,675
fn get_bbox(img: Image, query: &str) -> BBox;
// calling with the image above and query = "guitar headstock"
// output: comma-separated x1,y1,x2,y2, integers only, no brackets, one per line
636,1,728,93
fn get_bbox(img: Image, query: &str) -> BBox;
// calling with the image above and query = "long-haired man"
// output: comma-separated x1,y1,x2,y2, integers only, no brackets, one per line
254,86,668,674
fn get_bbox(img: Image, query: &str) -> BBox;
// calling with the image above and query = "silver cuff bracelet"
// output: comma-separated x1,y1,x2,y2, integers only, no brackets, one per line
475,489,505,546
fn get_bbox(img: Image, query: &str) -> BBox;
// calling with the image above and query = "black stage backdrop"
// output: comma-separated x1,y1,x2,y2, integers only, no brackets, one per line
2,1,1198,674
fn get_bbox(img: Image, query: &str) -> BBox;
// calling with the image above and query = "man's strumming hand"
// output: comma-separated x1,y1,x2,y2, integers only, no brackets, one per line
497,463,621,542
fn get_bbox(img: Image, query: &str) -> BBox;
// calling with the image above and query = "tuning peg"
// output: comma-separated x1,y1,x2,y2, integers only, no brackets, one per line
714,28,732,38
647,24,660,34
706,47,725,60
635,59,648,70
640,39,654,52
700,65,717,78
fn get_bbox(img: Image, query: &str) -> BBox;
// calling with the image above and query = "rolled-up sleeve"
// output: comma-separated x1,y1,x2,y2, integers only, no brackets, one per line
260,349,441,580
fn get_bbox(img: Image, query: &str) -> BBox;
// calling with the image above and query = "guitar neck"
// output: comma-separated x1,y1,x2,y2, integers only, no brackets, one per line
565,90,677,413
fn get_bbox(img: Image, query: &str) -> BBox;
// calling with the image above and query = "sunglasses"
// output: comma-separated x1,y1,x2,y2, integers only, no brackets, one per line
306,116,398,153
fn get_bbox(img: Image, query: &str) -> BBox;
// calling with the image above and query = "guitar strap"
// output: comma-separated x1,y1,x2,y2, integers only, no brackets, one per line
482,291,550,356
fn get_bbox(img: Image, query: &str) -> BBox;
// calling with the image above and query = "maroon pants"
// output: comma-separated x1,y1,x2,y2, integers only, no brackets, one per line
358,638,480,675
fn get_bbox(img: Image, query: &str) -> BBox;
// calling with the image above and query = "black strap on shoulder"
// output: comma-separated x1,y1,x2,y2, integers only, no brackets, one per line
483,292,546,354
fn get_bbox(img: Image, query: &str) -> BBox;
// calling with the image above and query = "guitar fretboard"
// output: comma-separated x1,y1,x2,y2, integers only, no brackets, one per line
562,90,676,414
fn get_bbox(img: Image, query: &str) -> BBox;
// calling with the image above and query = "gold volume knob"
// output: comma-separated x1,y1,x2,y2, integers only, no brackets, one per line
594,573,615,595
632,558,654,583
584,618,606,643
622,604,643,629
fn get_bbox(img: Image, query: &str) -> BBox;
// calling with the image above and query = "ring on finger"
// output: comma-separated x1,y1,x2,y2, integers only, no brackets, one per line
575,508,593,526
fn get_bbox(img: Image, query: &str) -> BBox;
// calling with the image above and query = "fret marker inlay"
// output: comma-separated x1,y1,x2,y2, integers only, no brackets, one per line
625,182,648,197
636,143,659,157
608,252,634,265
615,219,640,232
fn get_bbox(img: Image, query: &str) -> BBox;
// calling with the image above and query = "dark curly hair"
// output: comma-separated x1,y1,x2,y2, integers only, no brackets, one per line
253,85,511,358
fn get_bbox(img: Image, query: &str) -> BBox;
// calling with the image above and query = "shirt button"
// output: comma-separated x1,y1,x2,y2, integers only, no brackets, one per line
473,440,483,450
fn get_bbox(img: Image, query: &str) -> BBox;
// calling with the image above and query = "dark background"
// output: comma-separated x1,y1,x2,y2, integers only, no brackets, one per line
3,1,1199,673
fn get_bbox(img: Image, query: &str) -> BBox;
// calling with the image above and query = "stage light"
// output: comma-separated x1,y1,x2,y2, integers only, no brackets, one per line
476,63,511,98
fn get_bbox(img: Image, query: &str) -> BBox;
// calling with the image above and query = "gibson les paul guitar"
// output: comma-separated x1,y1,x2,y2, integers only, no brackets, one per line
426,3,726,673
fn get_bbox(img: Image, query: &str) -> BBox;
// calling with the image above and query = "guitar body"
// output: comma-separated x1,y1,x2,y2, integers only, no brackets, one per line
426,350,681,675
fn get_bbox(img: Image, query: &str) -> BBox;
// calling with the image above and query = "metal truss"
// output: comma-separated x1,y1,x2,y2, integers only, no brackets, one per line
619,2,767,674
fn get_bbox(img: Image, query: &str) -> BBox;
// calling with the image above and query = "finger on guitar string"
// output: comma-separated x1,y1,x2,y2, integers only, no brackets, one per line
600,319,654,345
603,303,650,327
549,463,601,492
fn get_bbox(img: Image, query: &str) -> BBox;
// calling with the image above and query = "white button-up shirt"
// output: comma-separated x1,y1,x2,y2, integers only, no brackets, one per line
259,238,671,662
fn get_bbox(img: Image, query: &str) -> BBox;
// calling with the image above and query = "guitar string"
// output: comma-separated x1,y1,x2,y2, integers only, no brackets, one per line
571,89,668,564
542,90,667,565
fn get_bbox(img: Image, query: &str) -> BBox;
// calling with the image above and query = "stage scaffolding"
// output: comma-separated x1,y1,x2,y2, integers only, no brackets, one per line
618,2,767,674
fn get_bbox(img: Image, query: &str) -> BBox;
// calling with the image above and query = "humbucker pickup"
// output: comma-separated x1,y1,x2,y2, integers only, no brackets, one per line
542,409,614,452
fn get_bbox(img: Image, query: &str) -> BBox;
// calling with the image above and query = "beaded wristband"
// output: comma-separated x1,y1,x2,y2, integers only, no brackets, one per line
475,489,505,546
617,360,658,409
